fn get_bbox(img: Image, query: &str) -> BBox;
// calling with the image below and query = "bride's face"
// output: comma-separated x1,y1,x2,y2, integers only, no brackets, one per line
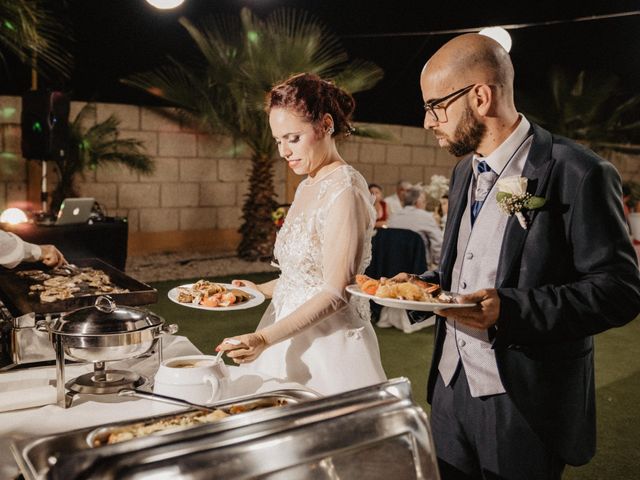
269,107,331,176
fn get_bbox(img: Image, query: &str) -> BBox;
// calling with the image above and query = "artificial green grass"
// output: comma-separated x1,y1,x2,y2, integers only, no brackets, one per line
149,274,639,479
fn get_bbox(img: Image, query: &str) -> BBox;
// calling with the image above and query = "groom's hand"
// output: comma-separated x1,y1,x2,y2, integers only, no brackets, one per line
435,288,500,330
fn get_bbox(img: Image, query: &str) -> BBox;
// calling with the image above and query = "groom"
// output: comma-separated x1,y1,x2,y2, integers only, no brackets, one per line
403,33,640,479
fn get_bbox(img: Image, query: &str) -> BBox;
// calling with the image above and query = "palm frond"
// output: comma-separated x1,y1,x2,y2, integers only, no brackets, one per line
122,6,383,259
0,0,72,78
519,66,640,153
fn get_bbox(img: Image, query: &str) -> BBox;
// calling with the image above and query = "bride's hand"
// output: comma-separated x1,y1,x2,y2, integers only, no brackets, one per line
232,279,259,291
215,333,267,364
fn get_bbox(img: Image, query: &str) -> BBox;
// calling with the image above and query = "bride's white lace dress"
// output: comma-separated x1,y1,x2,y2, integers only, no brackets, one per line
243,165,386,395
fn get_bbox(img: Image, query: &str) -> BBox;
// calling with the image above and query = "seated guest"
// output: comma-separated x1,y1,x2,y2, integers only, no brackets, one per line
388,186,443,267
0,230,66,269
384,180,412,216
433,193,449,230
369,183,388,228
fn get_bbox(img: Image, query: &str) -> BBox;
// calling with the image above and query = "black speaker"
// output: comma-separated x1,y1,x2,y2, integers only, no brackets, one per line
21,90,70,160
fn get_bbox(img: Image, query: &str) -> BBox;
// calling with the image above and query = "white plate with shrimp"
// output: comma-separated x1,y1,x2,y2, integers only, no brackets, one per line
168,282,265,311
345,284,475,312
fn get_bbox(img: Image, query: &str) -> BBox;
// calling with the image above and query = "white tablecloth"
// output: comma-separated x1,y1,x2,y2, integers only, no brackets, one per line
0,336,306,479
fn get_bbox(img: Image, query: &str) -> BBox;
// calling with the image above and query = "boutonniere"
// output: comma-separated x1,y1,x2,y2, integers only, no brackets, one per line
495,176,546,229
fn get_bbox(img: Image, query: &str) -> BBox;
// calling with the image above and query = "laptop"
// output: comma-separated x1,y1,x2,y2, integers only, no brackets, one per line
55,197,96,225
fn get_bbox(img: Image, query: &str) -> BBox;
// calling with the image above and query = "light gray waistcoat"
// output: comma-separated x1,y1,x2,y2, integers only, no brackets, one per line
439,138,532,397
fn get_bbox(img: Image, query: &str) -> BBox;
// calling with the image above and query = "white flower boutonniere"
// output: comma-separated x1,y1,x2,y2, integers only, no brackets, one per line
496,176,546,229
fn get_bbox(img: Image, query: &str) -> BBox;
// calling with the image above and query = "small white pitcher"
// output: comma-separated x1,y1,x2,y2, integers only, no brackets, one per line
154,355,229,405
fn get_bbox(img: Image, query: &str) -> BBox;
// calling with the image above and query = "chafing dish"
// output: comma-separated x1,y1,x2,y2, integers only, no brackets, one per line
12,378,440,480
46,295,176,363
44,295,177,408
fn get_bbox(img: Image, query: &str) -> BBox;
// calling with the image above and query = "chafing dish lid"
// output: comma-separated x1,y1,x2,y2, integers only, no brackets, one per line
51,296,164,335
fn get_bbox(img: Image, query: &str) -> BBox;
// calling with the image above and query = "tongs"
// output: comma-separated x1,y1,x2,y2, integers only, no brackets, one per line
118,388,218,412
52,263,81,276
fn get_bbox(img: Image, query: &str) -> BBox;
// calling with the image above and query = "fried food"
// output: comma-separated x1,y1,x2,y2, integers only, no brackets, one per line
354,274,449,303
177,280,252,308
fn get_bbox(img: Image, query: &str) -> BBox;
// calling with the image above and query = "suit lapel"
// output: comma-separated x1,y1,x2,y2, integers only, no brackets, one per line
440,157,472,289
496,123,555,286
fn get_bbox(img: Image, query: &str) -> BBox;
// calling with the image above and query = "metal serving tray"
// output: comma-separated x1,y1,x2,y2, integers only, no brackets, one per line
12,389,318,480
13,379,440,480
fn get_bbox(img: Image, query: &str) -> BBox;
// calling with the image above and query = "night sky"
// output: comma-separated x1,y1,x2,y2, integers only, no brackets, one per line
1,0,638,126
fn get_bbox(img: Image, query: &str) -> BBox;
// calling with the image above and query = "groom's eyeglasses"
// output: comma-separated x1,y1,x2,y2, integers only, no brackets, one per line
423,84,476,123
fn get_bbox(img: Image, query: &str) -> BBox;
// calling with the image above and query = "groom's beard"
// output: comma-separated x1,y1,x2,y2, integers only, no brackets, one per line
446,105,486,157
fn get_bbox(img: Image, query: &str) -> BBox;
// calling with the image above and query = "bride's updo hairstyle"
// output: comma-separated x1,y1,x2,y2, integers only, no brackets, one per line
266,73,355,138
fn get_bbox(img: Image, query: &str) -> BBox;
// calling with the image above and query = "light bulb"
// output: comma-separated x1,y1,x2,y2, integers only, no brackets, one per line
145,0,185,10
0,208,28,224
479,27,512,53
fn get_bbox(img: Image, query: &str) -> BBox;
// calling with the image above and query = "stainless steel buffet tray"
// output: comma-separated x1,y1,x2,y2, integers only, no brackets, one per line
12,389,317,479
13,378,440,480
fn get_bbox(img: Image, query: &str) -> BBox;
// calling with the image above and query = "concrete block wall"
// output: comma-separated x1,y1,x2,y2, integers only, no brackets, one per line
0,97,288,241
2,95,640,253
340,123,459,198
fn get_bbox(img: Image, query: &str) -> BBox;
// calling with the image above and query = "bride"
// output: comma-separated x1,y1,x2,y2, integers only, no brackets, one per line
216,73,386,395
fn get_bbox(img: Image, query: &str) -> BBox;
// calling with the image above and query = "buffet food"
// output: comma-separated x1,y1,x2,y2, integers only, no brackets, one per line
355,274,453,303
92,397,290,446
101,409,229,445
18,265,129,303
176,280,252,308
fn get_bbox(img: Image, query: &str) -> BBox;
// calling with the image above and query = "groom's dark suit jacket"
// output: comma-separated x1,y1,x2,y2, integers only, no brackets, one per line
425,123,640,466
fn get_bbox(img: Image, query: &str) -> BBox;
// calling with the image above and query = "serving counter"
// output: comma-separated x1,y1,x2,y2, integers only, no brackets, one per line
0,335,310,479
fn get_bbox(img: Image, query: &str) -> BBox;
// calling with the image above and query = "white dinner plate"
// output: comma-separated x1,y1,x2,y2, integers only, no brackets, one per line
168,283,265,311
345,284,476,312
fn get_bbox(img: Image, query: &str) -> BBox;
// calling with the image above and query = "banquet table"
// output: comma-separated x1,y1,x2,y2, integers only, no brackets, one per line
0,335,308,479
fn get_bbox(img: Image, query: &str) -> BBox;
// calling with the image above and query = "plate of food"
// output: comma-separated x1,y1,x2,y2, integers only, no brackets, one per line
346,274,476,312
168,280,265,311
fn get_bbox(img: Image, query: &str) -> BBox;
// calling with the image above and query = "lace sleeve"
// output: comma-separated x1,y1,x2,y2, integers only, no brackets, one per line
258,187,372,345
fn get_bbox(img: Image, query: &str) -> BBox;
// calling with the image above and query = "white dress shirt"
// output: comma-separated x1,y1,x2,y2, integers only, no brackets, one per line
388,206,443,267
0,231,41,269
384,194,403,217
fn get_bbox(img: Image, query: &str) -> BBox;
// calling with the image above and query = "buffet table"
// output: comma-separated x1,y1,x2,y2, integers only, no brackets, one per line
0,335,308,479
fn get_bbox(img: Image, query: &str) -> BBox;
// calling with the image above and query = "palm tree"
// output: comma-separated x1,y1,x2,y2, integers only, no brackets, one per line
51,104,154,213
123,7,384,260
519,66,640,154
0,0,72,78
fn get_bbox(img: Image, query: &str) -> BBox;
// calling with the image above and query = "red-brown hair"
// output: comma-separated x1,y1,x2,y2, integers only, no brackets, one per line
266,73,355,137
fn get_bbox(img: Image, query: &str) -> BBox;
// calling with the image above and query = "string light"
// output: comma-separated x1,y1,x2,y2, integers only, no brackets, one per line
342,10,639,39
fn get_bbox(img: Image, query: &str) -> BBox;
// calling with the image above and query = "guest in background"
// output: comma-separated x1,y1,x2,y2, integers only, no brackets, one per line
369,183,388,228
387,185,443,267
0,230,66,269
384,180,412,216
433,193,449,230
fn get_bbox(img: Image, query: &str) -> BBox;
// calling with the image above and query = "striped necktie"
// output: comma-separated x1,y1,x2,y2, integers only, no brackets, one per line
471,160,492,225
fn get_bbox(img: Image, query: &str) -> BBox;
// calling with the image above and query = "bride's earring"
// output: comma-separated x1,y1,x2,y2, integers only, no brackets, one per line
326,126,335,136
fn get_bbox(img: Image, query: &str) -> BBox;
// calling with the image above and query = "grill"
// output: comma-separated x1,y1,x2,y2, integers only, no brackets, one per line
0,258,157,317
